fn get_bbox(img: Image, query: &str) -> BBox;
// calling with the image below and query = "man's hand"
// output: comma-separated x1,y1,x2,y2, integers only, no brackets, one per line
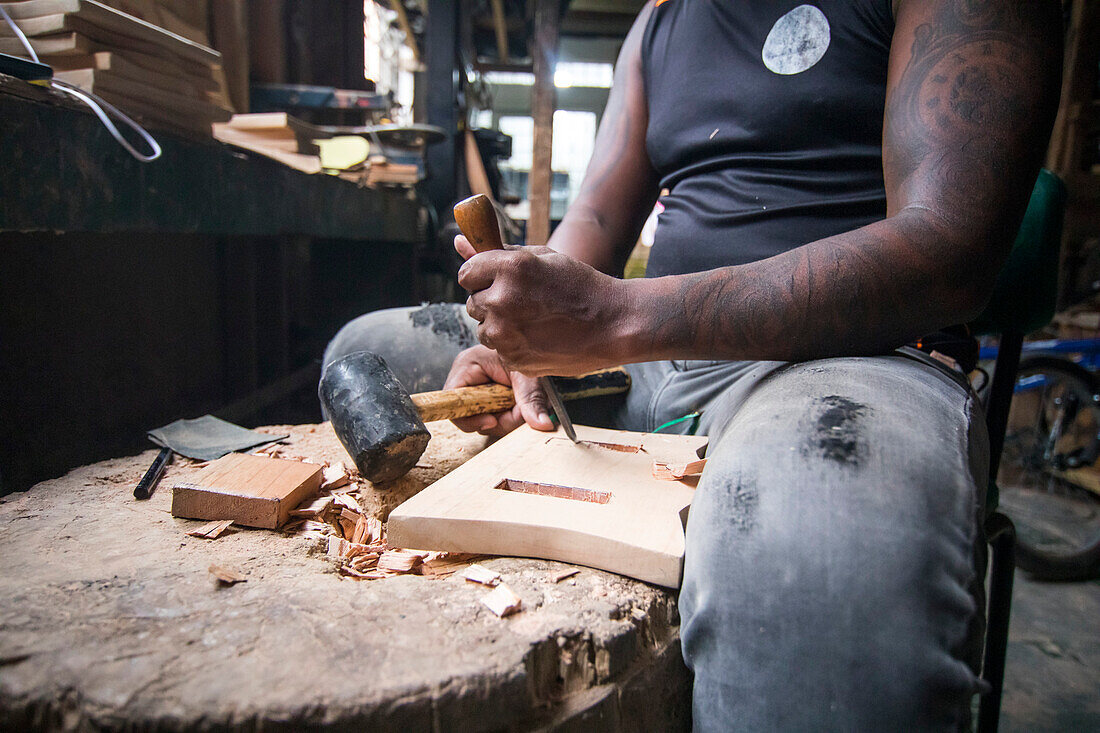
443,344,555,437
455,235,636,377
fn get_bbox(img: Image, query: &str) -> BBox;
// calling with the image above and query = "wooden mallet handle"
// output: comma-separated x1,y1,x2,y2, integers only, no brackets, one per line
411,383,516,423
454,194,505,254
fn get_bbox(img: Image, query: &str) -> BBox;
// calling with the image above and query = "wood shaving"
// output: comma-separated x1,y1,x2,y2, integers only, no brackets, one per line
551,568,580,583
321,463,350,490
187,519,233,539
334,494,363,513
420,552,487,578
377,549,424,572
462,563,501,586
350,514,369,544
349,552,380,569
338,515,357,539
327,536,351,559
209,446,491,584
652,458,707,480
295,519,331,533
364,517,383,545
209,564,247,585
340,565,388,579
482,583,523,617
290,495,334,518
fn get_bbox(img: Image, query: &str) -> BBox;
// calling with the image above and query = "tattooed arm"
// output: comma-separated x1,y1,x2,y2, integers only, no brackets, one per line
457,0,1062,377
620,0,1063,366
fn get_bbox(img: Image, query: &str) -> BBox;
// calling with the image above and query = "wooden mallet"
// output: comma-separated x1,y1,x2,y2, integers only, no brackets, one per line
319,351,628,483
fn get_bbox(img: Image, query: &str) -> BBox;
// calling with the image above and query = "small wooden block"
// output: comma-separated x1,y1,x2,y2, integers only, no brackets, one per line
209,564,247,585
171,453,322,529
652,458,707,480
388,425,707,588
551,568,580,583
186,519,233,539
321,463,350,490
482,583,523,618
462,563,501,587
289,495,334,518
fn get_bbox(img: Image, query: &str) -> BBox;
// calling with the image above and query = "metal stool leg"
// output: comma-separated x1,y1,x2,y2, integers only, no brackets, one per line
978,511,1016,733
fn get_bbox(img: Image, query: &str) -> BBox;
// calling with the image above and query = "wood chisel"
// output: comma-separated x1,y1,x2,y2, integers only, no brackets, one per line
453,194,580,442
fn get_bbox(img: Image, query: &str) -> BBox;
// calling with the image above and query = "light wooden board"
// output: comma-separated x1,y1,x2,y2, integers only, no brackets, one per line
46,49,218,91
387,425,708,588
58,50,204,95
211,123,323,174
171,453,321,529
55,67,231,120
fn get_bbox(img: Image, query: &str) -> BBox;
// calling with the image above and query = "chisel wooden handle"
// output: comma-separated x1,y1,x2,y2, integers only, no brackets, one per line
410,367,630,423
454,194,505,253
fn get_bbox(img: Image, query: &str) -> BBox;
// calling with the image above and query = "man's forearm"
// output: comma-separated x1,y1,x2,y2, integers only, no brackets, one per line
546,203,638,276
611,208,998,365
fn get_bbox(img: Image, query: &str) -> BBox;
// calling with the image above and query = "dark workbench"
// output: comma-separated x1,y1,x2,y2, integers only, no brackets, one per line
0,76,436,492
0,75,423,239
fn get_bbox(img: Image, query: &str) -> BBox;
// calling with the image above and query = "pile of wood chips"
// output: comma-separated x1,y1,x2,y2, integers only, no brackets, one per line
181,440,588,618
250,443,486,582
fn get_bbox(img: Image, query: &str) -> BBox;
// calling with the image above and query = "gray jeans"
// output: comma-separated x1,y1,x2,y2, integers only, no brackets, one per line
325,304,988,731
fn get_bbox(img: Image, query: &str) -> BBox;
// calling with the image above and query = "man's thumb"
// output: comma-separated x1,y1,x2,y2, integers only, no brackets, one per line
512,375,555,430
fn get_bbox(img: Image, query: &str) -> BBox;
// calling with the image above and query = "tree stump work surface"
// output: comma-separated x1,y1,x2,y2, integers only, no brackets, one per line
0,422,690,731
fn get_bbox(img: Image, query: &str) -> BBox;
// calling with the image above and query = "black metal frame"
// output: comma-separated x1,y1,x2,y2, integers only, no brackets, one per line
976,329,1024,733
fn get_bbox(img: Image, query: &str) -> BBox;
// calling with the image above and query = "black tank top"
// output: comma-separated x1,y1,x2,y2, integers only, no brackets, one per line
642,1,895,277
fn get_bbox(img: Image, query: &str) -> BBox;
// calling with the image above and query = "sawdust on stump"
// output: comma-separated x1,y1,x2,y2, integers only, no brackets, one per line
204,420,493,582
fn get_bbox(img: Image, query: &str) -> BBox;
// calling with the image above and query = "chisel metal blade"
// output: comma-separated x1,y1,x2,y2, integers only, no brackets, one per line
539,376,578,443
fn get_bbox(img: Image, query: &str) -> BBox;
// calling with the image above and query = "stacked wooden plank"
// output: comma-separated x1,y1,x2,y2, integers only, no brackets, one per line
212,112,323,174
212,113,424,184
0,0,232,137
366,159,420,186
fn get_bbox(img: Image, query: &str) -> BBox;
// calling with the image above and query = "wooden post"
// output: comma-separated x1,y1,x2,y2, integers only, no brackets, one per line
528,0,560,246
390,0,421,64
490,0,509,64
425,0,461,218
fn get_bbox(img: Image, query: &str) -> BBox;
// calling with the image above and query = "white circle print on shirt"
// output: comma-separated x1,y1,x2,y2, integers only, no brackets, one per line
761,5,831,75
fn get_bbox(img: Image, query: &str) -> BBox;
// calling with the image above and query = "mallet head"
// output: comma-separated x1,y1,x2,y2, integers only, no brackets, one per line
319,351,430,484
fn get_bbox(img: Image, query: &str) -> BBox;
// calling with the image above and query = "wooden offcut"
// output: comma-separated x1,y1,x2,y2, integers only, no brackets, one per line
387,425,708,588
186,519,233,539
482,583,523,618
462,563,501,587
651,458,707,480
527,0,560,246
208,564,246,585
171,453,321,529
212,114,323,174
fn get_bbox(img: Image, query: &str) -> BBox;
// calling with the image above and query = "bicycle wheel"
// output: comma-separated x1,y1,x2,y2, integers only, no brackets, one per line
997,355,1100,580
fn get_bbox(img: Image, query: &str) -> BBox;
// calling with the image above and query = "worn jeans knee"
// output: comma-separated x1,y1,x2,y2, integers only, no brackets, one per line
680,355,987,731
323,303,478,393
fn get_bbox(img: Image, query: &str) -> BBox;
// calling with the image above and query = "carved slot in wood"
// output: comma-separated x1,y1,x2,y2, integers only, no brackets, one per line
547,438,643,453
494,478,612,504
